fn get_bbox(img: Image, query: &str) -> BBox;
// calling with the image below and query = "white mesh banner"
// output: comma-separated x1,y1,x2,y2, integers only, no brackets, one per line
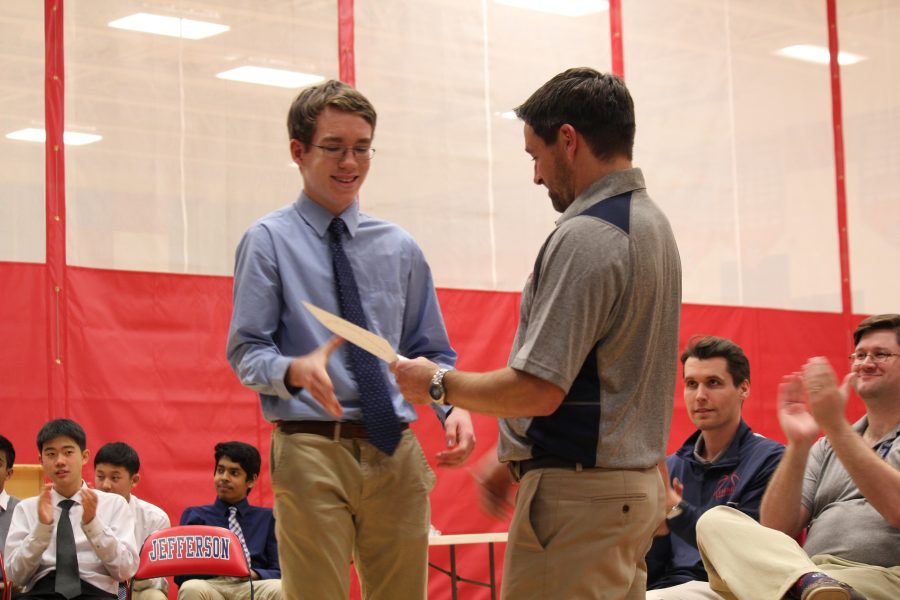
0,1,45,263
2,0,897,313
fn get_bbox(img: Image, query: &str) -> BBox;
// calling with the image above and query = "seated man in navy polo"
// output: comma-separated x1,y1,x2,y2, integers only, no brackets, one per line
177,442,281,600
646,336,784,598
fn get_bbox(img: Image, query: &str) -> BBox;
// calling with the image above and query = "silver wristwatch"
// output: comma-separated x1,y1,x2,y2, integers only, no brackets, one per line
667,500,687,520
428,368,450,405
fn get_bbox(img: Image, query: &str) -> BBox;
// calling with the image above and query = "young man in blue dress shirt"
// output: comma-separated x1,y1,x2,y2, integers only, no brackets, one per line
177,442,280,600
226,79,475,600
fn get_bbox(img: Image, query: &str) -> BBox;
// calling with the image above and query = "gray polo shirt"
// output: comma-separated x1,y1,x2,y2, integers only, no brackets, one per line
801,416,900,568
498,168,682,469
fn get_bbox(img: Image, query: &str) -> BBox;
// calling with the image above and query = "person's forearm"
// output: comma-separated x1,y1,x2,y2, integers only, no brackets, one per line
6,522,52,585
230,341,295,398
666,502,701,546
253,567,280,580
759,443,810,536
444,368,565,418
84,516,139,582
823,419,900,527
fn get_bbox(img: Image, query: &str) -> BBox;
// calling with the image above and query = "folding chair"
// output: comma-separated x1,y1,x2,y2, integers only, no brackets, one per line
129,525,253,600
1,550,11,600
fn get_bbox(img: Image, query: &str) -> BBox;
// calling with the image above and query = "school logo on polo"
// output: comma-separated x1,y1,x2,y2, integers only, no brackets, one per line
148,535,232,561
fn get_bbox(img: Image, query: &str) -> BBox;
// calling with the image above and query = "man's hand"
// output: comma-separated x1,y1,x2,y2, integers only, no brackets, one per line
436,408,476,468
803,357,852,432
81,486,98,525
668,477,684,510
391,357,440,405
286,336,345,418
472,452,515,520
38,483,54,525
777,373,821,447
653,462,683,536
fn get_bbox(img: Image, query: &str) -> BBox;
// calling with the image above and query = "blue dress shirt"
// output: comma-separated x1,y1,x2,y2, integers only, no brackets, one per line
227,194,455,423
176,497,280,584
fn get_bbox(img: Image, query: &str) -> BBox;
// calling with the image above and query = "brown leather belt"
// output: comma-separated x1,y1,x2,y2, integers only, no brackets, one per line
277,420,408,439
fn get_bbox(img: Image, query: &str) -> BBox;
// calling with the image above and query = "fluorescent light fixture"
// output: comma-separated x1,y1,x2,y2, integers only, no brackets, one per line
775,45,866,66
216,66,324,89
497,111,518,120
108,12,230,40
494,0,608,17
6,128,102,146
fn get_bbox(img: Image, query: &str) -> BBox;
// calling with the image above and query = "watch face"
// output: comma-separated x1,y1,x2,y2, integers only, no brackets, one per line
429,383,443,401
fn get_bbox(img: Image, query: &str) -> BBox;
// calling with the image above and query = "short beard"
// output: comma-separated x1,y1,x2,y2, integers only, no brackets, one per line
550,192,567,213
549,153,575,213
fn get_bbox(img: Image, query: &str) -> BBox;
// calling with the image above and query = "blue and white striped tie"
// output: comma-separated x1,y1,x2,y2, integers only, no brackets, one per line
227,506,252,566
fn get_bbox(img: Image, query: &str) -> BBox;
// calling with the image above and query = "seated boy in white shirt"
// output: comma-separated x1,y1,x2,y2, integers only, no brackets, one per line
94,442,170,600
4,419,138,600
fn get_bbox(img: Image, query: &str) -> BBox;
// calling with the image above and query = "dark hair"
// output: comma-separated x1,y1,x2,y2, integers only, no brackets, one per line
680,336,750,387
36,419,86,453
287,79,377,144
0,435,15,469
214,441,261,480
514,67,635,161
94,442,141,476
853,313,900,346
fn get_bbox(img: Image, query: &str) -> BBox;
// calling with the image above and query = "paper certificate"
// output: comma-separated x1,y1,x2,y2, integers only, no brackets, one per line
302,301,399,363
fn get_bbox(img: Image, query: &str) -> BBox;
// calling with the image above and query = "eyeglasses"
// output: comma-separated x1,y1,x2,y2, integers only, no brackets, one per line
307,143,375,161
848,351,900,365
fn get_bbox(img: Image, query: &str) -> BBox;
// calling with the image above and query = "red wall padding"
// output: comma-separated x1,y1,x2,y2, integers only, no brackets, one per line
2,262,52,437
2,263,867,599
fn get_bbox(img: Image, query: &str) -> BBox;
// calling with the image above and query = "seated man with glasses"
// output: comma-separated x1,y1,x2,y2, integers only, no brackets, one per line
690,314,900,600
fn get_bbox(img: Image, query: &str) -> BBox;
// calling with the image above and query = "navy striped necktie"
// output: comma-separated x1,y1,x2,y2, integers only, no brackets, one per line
329,218,402,455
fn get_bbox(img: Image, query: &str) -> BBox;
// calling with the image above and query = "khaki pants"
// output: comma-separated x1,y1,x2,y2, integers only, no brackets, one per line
177,577,281,600
133,589,168,600
697,506,900,600
502,465,664,600
271,427,435,600
645,580,723,599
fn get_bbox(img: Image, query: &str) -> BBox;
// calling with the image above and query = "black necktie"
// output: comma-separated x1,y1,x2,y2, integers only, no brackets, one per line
55,499,81,599
329,218,402,455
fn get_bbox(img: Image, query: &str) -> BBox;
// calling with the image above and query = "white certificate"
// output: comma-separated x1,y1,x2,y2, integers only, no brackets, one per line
302,301,399,363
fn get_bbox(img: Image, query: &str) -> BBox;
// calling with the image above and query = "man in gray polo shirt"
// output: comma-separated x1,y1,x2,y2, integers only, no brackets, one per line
394,67,681,599
694,314,900,600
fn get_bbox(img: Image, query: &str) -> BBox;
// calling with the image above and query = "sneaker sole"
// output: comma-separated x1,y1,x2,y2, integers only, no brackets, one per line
802,587,850,600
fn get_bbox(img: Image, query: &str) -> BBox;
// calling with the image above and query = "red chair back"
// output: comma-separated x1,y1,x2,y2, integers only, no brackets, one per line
131,525,252,599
